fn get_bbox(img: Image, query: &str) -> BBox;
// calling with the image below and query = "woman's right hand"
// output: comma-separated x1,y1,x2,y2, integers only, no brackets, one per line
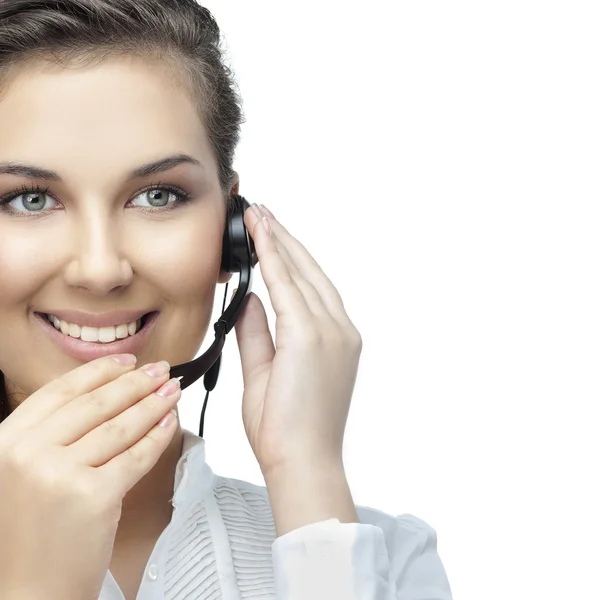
0,354,182,600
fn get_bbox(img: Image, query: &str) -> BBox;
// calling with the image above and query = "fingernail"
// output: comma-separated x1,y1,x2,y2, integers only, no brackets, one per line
259,204,276,220
262,216,272,236
250,204,264,220
111,354,137,366
141,360,171,377
158,410,176,428
156,377,181,397
231,288,237,299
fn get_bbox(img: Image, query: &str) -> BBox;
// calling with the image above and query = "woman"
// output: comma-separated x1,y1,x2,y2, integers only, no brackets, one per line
0,1,452,599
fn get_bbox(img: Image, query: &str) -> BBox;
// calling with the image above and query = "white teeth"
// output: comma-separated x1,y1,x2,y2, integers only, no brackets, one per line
47,314,142,343
115,323,129,339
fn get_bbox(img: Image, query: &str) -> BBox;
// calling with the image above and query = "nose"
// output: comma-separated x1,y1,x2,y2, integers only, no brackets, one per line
63,214,133,295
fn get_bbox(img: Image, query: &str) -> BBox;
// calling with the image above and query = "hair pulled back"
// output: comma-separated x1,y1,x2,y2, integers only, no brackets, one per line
0,0,245,420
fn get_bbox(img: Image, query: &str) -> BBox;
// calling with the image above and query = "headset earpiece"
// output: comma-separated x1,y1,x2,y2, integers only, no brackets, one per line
221,194,258,274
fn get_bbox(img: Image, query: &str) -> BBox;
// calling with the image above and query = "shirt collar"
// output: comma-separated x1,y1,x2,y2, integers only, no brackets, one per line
171,427,213,507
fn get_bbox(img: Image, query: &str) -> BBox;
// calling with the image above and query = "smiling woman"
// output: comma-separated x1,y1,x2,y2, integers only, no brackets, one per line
0,0,244,421
0,2,452,600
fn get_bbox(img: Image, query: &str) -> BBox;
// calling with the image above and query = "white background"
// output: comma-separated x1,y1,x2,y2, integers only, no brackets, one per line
175,2,590,599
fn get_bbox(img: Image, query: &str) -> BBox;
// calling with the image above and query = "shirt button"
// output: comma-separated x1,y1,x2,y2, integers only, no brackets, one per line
147,564,158,581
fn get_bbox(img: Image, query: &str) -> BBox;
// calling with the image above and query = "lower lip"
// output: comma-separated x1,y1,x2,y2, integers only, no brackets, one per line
34,311,160,362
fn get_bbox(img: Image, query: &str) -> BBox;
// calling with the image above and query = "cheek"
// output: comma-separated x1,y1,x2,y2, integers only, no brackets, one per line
145,220,224,295
0,228,55,308
0,229,55,394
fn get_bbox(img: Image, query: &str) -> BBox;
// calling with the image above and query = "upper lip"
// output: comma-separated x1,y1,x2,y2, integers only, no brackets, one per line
37,309,157,328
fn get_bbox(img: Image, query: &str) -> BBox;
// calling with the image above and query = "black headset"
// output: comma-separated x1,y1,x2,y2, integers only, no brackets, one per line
169,194,258,437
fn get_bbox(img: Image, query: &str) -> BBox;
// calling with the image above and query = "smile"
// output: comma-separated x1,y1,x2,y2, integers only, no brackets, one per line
34,311,160,362
43,312,147,343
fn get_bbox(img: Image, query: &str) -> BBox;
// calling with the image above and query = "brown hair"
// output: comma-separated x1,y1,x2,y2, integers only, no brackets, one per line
0,0,245,421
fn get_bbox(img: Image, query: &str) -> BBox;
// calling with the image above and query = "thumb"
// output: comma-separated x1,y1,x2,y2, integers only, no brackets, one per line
232,291,275,387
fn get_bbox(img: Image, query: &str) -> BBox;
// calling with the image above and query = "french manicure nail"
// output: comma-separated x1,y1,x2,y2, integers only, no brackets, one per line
259,204,276,220
142,360,171,377
250,204,264,220
111,354,137,366
262,216,272,236
156,377,181,397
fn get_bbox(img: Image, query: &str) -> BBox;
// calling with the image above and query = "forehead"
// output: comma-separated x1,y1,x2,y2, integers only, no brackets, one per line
0,56,216,176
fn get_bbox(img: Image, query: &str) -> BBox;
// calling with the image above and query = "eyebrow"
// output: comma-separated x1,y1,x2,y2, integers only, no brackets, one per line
0,153,203,182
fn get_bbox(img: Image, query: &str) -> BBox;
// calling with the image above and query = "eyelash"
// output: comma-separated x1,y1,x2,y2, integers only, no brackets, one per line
0,181,193,218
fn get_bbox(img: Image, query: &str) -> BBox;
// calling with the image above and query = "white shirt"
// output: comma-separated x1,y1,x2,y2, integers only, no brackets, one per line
99,427,452,600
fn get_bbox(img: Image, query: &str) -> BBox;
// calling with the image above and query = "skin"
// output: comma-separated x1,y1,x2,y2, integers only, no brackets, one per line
0,54,361,594
0,54,234,547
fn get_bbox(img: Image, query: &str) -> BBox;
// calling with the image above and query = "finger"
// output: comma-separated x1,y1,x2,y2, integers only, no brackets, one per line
258,209,351,323
265,221,331,321
233,291,275,390
3,355,137,434
39,361,174,449
97,406,179,498
70,373,182,467
244,208,316,331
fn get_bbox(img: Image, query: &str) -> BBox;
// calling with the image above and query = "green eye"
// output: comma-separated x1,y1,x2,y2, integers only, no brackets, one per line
0,183,194,218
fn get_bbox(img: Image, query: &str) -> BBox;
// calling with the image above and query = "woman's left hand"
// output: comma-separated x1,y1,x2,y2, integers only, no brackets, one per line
233,204,363,481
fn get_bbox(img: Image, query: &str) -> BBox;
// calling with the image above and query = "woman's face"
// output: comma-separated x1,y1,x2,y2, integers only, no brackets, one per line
0,55,233,407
